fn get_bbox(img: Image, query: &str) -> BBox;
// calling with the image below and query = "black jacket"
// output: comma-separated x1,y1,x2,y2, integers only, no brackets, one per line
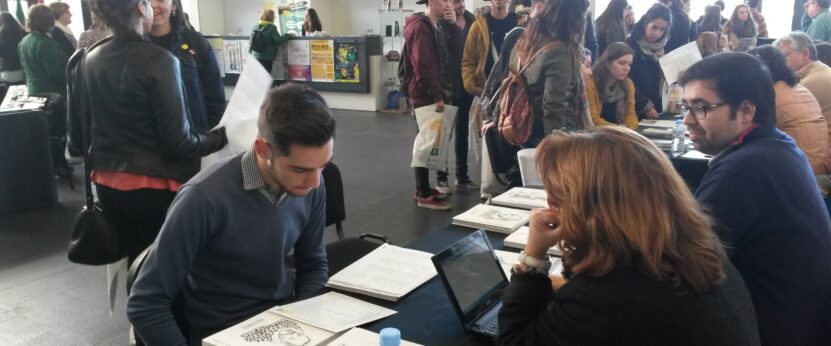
627,35,663,117
665,5,698,53
498,261,761,346
51,26,76,57
0,38,22,71
67,37,226,183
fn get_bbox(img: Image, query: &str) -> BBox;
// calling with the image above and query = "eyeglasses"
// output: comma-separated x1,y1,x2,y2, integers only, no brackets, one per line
679,102,727,120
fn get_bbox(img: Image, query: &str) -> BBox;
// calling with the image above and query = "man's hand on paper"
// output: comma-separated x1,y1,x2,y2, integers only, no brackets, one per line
525,207,561,260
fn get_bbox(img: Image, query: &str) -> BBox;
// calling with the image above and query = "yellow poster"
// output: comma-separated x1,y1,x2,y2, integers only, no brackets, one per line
310,40,335,82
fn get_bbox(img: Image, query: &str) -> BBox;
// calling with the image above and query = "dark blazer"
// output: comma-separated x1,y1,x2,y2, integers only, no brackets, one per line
666,6,696,53
498,261,761,346
627,35,663,118
51,26,75,57
67,37,226,182
696,126,831,346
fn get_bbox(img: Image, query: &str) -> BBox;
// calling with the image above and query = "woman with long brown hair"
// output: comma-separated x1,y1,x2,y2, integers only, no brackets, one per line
508,0,590,148
722,4,757,51
497,127,760,345
303,8,322,36
586,42,638,128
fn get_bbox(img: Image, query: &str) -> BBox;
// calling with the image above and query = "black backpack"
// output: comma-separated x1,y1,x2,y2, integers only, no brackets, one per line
249,26,268,52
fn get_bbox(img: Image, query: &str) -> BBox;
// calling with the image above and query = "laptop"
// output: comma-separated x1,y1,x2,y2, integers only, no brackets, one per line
431,230,508,339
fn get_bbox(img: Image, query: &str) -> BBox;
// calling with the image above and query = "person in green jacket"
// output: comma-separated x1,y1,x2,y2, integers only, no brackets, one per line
250,9,291,72
803,0,831,42
18,4,71,176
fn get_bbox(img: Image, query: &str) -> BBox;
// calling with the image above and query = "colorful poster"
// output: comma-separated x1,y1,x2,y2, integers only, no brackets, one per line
287,40,311,81
279,1,307,36
310,40,335,82
334,40,360,83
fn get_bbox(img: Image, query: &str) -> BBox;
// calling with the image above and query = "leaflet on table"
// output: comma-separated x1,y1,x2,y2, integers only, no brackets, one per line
638,119,677,128
269,292,396,333
203,310,335,346
503,226,563,256
202,57,273,169
324,327,422,346
494,250,565,280
452,204,530,234
327,243,437,301
491,187,548,210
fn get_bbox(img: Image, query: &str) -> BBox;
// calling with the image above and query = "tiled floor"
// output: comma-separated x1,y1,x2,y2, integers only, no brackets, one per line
0,109,488,345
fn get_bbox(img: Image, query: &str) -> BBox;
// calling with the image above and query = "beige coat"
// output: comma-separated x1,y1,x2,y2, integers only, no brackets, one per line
774,82,828,174
798,61,831,173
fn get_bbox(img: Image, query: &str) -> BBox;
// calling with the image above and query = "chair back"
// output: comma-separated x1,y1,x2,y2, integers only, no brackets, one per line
322,162,346,239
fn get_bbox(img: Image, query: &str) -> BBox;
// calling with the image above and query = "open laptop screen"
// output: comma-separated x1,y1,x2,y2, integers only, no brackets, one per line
433,230,507,316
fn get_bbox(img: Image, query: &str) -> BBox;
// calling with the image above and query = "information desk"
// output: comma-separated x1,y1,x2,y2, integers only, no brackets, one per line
360,225,508,346
0,109,57,215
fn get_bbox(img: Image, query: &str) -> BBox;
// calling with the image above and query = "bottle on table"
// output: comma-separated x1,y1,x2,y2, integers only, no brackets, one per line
671,118,686,157
380,327,401,346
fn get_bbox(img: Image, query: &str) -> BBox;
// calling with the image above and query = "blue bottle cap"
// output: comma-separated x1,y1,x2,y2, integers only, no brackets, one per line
379,327,401,346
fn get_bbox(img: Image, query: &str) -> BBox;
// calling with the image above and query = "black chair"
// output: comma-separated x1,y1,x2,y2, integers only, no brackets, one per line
322,162,346,240
127,247,189,346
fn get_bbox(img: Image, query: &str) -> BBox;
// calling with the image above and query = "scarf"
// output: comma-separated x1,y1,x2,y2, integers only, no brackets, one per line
730,20,757,39
637,35,667,63
599,78,628,125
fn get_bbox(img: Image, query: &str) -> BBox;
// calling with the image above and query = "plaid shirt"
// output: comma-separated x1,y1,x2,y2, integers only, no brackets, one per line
751,9,768,38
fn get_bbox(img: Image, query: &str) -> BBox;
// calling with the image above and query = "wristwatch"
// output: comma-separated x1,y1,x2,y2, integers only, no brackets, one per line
516,251,551,275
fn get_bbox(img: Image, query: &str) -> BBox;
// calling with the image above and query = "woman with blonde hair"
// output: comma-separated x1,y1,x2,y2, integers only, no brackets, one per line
250,8,291,71
498,127,760,345
722,4,757,51
586,42,638,129
696,31,720,57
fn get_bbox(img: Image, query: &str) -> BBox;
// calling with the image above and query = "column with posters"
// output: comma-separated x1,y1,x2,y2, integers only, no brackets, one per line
334,40,361,83
310,39,335,82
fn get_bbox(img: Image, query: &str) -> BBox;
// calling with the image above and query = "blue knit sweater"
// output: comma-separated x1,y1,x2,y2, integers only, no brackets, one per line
695,126,831,346
127,152,328,345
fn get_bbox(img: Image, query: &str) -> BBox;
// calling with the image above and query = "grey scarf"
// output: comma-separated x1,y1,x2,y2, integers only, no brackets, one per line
600,78,628,125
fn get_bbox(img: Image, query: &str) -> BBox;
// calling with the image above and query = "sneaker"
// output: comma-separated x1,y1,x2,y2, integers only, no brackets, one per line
455,179,480,189
435,180,452,195
414,189,448,200
416,195,451,210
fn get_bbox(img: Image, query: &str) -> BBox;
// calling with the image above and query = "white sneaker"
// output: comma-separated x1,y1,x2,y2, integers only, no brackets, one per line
435,180,452,194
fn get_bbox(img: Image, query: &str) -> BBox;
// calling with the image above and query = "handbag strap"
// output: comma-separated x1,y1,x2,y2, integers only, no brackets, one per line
69,46,94,208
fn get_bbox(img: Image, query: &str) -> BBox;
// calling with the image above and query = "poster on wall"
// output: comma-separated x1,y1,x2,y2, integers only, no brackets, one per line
223,40,243,74
334,40,361,83
206,37,226,77
287,40,312,81
310,40,335,82
279,1,308,36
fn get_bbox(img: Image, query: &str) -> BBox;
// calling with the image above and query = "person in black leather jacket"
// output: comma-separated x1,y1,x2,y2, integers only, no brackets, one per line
68,0,227,265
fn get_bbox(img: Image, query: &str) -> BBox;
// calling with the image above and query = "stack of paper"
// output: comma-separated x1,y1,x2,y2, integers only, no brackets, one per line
327,244,437,301
491,187,548,210
325,327,422,346
503,226,564,256
494,250,565,280
203,310,335,346
452,204,530,234
638,119,677,128
269,292,397,333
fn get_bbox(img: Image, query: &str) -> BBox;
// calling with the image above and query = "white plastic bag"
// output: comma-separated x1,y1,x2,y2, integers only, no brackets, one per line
411,104,457,171
479,135,500,198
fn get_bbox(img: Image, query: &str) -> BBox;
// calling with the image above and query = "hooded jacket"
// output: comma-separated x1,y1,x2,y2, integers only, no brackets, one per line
250,20,290,61
402,14,461,108
461,7,526,94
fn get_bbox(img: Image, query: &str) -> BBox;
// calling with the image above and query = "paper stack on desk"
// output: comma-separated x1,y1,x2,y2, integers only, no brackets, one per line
269,292,396,333
491,187,548,210
503,226,563,256
203,310,335,346
326,244,437,302
453,204,530,234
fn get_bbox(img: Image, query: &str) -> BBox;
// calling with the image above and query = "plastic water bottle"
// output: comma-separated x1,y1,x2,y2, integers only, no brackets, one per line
671,118,686,157
380,327,401,346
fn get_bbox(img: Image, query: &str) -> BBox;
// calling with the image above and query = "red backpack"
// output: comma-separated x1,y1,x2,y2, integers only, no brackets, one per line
498,43,557,146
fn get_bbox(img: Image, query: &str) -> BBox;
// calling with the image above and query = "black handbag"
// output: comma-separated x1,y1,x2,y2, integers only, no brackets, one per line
67,45,124,265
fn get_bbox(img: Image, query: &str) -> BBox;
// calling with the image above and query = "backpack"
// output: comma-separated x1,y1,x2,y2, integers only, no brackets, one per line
497,42,557,146
249,26,268,52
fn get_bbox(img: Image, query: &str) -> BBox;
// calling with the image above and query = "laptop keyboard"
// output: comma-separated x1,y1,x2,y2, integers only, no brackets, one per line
481,319,499,334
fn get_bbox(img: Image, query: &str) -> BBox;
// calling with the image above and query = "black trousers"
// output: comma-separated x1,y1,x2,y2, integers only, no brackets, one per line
96,185,177,266
454,90,474,181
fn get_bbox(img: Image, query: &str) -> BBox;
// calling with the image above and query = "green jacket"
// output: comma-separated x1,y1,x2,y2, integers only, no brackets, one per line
18,31,69,96
250,20,290,61
803,9,831,42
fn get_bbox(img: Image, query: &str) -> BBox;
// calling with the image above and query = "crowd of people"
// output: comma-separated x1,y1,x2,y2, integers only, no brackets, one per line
1,0,829,344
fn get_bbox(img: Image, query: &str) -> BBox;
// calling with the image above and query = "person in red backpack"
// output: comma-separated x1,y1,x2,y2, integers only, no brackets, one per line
506,0,590,148
403,0,462,210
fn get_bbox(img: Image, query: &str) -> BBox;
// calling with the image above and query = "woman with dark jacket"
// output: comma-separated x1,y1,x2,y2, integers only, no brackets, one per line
699,5,723,33
627,4,671,119
0,12,25,83
148,0,225,134
68,0,227,265
508,0,590,148
722,4,757,52
595,0,628,57
302,8,323,36
250,9,291,72
497,127,760,346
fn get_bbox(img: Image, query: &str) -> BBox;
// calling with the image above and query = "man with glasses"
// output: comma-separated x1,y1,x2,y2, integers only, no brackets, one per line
679,52,831,346
803,0,831,42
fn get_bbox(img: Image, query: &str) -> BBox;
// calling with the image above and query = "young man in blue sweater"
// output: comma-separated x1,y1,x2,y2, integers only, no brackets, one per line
680,53,831,346
126,84,335,345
